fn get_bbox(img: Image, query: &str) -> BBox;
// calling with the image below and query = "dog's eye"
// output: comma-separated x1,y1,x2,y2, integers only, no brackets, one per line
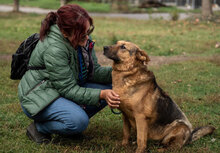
120,45,126,49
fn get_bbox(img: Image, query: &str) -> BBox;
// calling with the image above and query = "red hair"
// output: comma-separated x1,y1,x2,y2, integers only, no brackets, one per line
40,4,93,48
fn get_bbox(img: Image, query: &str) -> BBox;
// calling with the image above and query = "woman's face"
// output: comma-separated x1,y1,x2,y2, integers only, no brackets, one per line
66,20,90,47
65,20,93,48
77,20,90,47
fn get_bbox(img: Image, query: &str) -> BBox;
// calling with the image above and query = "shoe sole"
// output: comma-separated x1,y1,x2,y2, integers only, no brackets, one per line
26,130,51,144
26,130,40,144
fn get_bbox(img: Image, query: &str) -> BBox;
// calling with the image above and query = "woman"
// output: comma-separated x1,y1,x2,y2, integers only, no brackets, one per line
18,4,120,144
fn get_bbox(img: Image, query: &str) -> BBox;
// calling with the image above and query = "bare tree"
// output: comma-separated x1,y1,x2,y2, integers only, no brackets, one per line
61,0,67,6
60,0,69,6
202,0,213,18
134,0,140,6
13,0,19,12
111,0,129,12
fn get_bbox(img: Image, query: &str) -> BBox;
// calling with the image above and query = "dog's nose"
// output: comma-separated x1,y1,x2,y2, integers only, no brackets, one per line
103,46,109,51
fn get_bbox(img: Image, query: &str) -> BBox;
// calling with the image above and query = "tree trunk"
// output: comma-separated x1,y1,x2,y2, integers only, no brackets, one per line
111,0,119,10
60,0,68,7
111,0,129,12
13,0,19,12
202,0,213,18
134,0,140,6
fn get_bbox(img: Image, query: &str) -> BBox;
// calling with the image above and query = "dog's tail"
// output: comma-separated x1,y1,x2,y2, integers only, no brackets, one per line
188,126,215,143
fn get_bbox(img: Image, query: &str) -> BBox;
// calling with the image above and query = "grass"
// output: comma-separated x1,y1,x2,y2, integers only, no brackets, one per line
0,58,219,153
0,12,219,56
0,12,219,153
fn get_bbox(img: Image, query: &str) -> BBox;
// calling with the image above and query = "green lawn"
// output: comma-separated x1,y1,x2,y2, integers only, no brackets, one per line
0,12,219,153
0,60,219,153
0,12,219,56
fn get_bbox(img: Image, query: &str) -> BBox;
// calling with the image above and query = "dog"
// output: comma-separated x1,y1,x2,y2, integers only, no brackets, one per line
103,41,215,153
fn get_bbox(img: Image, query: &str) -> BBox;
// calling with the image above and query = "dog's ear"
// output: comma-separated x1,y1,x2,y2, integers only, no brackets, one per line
136,49,150,64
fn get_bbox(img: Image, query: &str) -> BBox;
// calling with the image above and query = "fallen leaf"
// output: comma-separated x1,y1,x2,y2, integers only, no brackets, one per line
215,42,220,48
211,138,216,142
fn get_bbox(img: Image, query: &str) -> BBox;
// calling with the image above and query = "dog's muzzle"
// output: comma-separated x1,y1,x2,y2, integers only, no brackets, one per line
103,46,120,63
103,46,109,55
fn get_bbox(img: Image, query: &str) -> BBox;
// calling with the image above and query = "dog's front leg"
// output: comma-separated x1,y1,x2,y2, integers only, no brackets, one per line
135,114,148,153
122,114,131,146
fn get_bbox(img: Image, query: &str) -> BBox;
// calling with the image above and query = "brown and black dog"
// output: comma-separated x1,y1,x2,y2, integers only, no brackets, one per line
104,41,215,153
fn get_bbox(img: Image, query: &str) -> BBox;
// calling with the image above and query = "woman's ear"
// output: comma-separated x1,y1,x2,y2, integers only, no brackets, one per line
136,49,150,64
61,30,68,38
63,33,68,38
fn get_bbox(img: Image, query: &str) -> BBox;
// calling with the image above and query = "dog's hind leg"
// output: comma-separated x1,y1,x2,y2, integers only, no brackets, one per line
122,114,131,146
161,121,191,150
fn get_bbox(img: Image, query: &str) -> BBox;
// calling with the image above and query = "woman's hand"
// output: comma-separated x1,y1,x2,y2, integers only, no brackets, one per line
100,90,120,109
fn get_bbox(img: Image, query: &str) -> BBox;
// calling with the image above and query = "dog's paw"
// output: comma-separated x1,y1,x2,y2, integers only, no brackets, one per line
135,148,145,153
157,148,166,152
122,139,129,146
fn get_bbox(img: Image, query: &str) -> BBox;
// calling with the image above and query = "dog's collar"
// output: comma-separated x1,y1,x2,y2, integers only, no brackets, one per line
111,108,122,115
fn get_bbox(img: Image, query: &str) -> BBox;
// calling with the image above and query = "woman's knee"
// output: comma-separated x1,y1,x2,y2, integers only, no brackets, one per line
41,97,90,135
64,111,89,134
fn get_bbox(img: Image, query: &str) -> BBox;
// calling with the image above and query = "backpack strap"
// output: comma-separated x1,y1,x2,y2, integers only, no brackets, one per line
25,34,46,71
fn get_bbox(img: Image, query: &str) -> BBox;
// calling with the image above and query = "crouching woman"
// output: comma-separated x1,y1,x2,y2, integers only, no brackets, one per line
18,4,120,144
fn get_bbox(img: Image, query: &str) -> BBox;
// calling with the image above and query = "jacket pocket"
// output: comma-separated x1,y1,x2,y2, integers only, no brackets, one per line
22,80,60,116
25,80,46,96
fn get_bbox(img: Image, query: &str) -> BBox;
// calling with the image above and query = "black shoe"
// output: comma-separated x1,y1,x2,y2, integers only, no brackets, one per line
26,122,51,144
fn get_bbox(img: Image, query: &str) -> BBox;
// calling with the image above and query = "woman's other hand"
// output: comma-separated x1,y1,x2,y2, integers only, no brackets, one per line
100,90,120,108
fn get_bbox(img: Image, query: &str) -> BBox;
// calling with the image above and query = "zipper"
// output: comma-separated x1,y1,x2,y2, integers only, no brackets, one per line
25,80,46,96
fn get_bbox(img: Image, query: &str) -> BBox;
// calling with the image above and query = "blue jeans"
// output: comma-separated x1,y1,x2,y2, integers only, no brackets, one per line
22,83,111,135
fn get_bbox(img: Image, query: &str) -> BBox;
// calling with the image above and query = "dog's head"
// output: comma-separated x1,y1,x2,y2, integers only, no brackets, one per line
104,41,150,70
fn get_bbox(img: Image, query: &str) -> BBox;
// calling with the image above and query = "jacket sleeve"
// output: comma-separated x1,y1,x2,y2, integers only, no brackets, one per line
91,47,112,84
43,43,101,105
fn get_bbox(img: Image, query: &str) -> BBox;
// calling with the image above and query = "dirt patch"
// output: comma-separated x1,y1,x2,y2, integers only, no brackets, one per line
96,52,113,66
0,54,11,61
207,55,220,66
1,53,220,67
96,52,220,67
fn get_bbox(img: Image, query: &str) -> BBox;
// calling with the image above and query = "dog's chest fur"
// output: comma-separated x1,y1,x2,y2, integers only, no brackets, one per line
112,67,191,129
112,68,155,116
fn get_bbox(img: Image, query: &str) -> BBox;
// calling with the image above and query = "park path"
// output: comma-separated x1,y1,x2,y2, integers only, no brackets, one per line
0,4,192,20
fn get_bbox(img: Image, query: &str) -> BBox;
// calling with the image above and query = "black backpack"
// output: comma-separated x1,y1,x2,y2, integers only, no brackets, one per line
10,33,46,80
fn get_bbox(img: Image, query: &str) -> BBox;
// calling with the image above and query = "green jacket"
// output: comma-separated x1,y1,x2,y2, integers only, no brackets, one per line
18,24,112,116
